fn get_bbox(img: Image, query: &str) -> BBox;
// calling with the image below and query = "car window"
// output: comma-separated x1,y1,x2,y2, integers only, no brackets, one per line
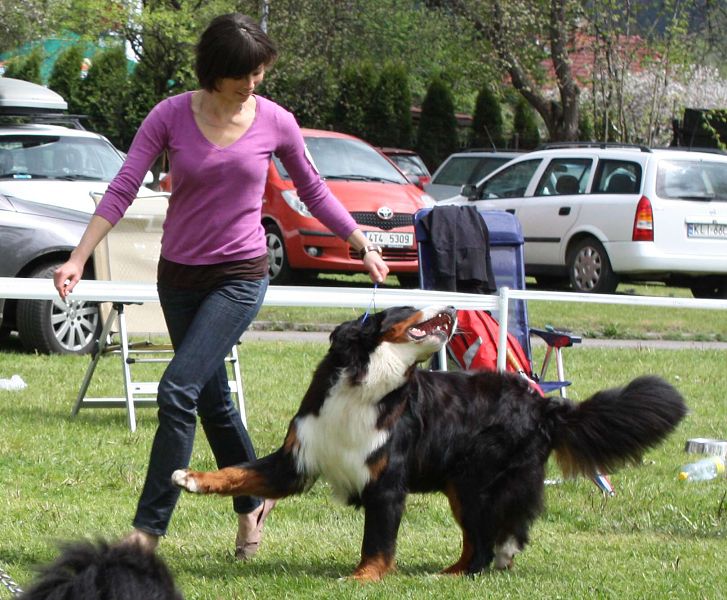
273,137,408,184
434,156,512,186
390,154,429,177
593,160,641,194
479,159,541,199
656,159,727,201
534,158,591,196
0,135,123,181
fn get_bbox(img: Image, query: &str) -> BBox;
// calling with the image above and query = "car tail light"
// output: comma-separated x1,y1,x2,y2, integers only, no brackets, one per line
632,195,654,241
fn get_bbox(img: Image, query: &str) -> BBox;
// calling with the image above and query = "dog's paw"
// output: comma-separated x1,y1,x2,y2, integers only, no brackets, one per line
171,469,199,493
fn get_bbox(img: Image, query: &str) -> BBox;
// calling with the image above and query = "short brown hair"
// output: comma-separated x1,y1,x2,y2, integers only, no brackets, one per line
195,13,278,92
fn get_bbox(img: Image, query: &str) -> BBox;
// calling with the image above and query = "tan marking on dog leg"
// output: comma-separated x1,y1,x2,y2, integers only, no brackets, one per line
441,482,473,575
350,553,395,582
175,466,273,497
366,454,389,481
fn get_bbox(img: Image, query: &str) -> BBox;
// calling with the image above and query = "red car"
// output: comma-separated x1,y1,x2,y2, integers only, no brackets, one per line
379,147,432,190
263,128,433,285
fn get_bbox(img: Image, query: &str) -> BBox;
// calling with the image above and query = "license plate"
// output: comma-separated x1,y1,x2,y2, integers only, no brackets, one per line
364,231,414,247
687,222,727,239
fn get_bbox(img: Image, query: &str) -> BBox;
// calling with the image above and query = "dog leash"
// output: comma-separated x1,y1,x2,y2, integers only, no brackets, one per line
361,282,378,323
0,563,22,597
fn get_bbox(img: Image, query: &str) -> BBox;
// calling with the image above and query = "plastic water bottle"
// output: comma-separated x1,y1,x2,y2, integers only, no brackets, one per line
678,456,725,482
0,374,27,391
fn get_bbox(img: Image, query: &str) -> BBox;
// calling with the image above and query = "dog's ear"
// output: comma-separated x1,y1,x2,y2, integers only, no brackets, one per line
329,313,381,383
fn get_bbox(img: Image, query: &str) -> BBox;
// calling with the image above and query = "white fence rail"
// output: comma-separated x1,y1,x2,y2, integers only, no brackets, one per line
2,276,727,370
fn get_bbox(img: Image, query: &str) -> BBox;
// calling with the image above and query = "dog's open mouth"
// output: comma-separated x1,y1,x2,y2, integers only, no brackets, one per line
408,309,455,341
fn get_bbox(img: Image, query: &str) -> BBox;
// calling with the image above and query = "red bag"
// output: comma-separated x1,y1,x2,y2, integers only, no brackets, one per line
448,310,541,393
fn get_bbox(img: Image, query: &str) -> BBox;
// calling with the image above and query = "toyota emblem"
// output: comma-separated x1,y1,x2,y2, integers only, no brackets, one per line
377,206,394,220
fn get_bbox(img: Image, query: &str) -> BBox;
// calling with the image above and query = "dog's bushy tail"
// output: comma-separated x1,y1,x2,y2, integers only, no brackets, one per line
549,376,687,478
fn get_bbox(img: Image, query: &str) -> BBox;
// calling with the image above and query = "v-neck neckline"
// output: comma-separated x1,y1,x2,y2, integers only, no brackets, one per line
189,91,258,150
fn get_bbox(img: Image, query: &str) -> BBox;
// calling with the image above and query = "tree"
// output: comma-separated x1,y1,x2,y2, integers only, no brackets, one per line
471,83,505,148
48,45,85,114
416,76,458,171
331,62,377,139
0,0,51,53
79,45,129,149
3,46,44,83
366,63,413,148
428,0,582,141
511,96,541,149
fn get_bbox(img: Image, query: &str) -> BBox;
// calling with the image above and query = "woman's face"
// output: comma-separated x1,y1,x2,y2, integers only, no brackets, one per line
215,65,266,103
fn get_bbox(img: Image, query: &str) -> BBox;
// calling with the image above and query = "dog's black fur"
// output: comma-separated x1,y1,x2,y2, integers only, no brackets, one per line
18,539,182,600
173,305,687,580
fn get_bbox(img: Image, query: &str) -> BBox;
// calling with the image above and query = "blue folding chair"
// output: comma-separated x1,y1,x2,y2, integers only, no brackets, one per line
414,206,581,396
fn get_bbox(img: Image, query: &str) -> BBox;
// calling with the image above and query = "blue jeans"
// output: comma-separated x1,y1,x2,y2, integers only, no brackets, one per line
133,277,268,536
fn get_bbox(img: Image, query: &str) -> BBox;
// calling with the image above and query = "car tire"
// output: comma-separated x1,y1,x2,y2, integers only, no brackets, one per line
567,237,619,294
690,277,727,299
16,263,101,354
534,275,570,290
397,274,420,288
265,222,295,285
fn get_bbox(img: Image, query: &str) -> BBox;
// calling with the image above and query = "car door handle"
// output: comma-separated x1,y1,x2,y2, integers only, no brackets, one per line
506,209,516,214
558,206,571,216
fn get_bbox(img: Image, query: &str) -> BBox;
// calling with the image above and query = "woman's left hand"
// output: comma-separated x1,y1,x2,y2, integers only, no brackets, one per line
363,251,389,283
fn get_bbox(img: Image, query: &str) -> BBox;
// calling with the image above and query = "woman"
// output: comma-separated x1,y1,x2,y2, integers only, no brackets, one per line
53,13,388,558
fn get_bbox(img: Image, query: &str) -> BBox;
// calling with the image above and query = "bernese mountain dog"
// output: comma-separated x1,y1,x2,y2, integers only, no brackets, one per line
172,305,687,581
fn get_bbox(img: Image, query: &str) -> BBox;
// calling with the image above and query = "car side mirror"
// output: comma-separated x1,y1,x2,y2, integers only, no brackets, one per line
460,183,478,200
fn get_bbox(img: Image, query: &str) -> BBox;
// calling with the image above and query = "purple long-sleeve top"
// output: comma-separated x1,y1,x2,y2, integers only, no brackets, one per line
96,92,358,265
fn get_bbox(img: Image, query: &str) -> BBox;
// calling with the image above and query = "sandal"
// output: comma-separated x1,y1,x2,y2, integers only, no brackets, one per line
235,499,275,560
121,528,159,553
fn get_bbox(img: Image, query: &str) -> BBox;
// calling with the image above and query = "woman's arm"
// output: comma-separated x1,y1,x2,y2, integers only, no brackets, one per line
53,215,114,299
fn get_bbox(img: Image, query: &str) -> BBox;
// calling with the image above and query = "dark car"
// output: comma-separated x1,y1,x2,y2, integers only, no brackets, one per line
0,192,100,353
379,147,432,189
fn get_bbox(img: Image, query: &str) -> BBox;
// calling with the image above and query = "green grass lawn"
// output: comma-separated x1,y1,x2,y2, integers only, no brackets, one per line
0,341,725,599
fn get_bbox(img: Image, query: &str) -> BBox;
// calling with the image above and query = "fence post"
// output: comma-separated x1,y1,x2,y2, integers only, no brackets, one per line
497,287,510,372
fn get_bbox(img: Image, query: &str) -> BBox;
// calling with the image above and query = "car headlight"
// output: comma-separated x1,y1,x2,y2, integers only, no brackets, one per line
419,192,436,208
282,189,313,218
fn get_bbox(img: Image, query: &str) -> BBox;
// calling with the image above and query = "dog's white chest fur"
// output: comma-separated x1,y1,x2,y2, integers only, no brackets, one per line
294,343,410,500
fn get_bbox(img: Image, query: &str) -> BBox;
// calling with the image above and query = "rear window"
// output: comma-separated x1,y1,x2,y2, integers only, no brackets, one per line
656,160,727,202
433,155,512,186
593,160,642,194
0,135,123,181
389,154,429,178
656,159,727,201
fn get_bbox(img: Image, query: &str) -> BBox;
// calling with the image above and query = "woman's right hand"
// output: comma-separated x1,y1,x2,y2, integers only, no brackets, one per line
53,257,85,300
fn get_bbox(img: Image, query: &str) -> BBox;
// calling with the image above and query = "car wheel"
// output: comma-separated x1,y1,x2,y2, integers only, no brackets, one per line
534,275,570,290
567,237,619,294
397,274,420,288
690,277,727,299
16,263,101,354
264,222,295,284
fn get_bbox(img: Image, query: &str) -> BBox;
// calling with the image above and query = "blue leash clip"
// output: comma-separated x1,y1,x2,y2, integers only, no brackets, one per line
361,282,378,323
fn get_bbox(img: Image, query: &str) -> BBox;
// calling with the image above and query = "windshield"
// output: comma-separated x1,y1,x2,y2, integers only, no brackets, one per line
656,159,727,201
434,155,513,186
273,136,408,184
0,135,124,181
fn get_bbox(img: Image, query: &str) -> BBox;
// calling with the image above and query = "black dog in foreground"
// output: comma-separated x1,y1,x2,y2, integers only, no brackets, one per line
173,305,687,581
18,539,183,600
